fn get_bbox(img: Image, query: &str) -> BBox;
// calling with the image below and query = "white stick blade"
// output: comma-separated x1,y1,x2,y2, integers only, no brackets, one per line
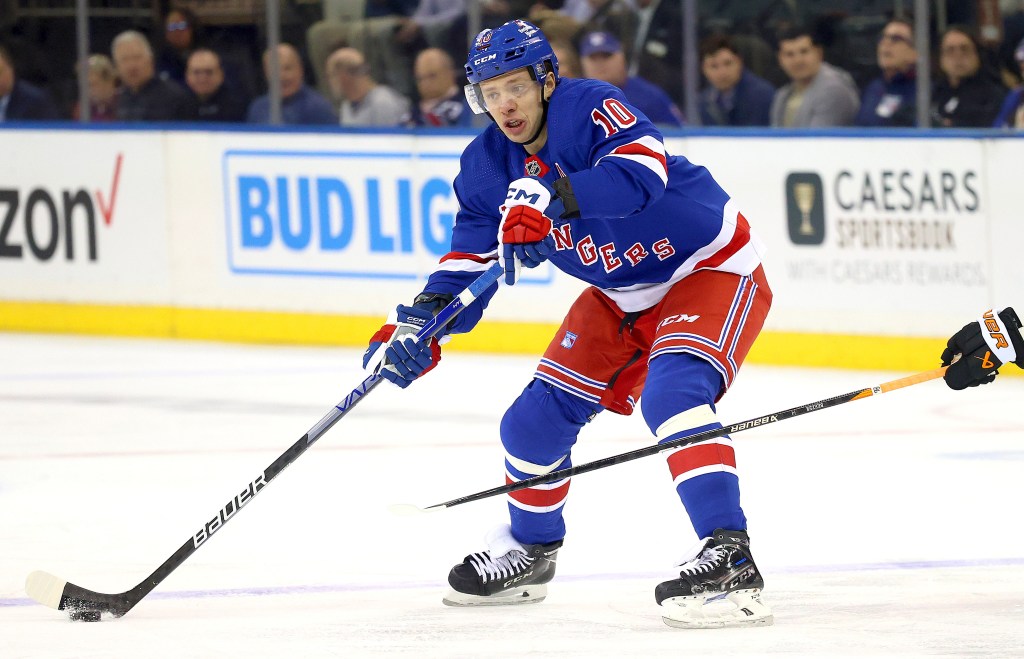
25,571,67,609
387,503,443,516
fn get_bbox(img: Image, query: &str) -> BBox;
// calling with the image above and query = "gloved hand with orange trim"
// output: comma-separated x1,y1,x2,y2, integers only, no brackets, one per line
941,307,1024,390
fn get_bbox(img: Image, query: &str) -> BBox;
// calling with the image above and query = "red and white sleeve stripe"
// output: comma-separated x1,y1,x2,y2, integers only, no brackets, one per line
436,251,497,273
597,135,669,186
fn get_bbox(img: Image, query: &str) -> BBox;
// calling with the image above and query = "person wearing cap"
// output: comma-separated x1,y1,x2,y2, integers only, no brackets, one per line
579,30,684,127
993,36,1024,128
856,18,918,127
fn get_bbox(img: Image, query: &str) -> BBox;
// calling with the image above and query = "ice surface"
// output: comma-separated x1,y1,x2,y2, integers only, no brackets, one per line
1,333,1022,657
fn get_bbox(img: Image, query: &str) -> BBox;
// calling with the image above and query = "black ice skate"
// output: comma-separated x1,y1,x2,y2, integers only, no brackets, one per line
655,528,773,628
443,525,562,606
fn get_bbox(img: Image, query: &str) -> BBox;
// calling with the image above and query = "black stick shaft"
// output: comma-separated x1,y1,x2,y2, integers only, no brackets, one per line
426,367,947,510
40,264,505,617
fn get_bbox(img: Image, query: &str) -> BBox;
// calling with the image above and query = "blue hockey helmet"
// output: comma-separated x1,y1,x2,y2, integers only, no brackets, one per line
464,20,559,114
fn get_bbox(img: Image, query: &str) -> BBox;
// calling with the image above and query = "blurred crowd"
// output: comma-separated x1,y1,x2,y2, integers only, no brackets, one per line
2,0,1024,130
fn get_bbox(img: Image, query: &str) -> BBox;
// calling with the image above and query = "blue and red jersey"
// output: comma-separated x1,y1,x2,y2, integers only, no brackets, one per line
424,77,765,333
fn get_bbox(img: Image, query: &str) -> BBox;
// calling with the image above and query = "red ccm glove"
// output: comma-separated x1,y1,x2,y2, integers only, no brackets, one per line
498,177,559,285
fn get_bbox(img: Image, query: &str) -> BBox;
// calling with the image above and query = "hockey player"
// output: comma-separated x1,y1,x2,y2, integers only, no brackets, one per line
941,307,1023,390
363,20,773,628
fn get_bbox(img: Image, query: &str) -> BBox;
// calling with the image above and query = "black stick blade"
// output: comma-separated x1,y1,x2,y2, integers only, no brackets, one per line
25,571,132,618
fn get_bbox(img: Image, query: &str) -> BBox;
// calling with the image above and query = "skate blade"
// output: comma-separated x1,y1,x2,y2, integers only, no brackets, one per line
442,584,547,607
660,588,774,629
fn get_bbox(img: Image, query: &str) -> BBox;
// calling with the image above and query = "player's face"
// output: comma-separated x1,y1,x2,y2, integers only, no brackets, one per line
480,69,554,153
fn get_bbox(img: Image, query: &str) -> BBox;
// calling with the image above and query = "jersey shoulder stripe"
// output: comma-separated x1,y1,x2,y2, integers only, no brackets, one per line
600,135,669,184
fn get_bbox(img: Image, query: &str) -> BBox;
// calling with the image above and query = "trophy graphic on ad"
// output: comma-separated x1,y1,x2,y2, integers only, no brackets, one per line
786,173,825,245
794,182,816,236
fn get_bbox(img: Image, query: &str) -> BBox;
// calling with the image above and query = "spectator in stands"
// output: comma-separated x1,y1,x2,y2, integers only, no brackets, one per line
932,25,1007,128
327,46,410,127
698,33,774,127
305,0,466,100
1000,5,1024,83
406,47,472,127
629,0,684,106
532,0,634,53
770,25,859,128
246,44,337,125
993,37,1024,128
305,1,421,99
393,0,468,54
186,48,247,122
856,19,918,128
73,54,118,121
580,30,684,127
157,7,202,85
112,30,198,121
550,39,583,78
0,44,60,121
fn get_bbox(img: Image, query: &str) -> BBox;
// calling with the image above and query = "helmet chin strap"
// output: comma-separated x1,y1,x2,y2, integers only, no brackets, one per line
521,94,550,147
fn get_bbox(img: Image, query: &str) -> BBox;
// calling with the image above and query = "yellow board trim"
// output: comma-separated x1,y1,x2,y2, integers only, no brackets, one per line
0,300,1017,375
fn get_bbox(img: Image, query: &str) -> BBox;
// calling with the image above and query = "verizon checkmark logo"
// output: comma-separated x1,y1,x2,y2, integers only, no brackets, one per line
95,153,123,226
0,152,124,261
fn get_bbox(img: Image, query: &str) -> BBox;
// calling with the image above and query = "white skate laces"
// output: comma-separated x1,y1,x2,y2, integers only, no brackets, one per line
467,550,533,584
657,533,774,629
442,524,558,607
468,524,534,583
677,544,728,576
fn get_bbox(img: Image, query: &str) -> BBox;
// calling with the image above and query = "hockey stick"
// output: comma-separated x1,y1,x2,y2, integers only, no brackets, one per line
392,366,948,515
25,261,504,620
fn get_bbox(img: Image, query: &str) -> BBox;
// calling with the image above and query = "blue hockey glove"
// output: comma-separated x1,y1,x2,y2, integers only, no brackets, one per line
363,301,447,388
498,177,564,285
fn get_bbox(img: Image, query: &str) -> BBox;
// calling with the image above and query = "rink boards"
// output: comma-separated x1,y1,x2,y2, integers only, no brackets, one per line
0,125,1021,372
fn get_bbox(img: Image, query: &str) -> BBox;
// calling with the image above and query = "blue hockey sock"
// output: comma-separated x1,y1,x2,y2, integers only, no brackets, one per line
640,353,747,538
500,379,600,545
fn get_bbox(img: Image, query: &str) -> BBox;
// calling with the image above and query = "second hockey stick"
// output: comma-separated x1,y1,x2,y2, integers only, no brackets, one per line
392,366,948,515
24,262,504,621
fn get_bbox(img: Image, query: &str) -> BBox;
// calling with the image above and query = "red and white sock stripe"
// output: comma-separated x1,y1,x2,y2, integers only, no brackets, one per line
663,440,737,488
656,405,736,487
505,451,571,514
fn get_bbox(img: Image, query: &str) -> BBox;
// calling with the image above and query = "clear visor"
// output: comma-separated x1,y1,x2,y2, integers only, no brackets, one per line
464,78,543,115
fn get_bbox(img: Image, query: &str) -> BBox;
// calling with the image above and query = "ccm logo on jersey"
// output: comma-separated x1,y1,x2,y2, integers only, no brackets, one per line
982,310,1010,349
658,314,700,329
